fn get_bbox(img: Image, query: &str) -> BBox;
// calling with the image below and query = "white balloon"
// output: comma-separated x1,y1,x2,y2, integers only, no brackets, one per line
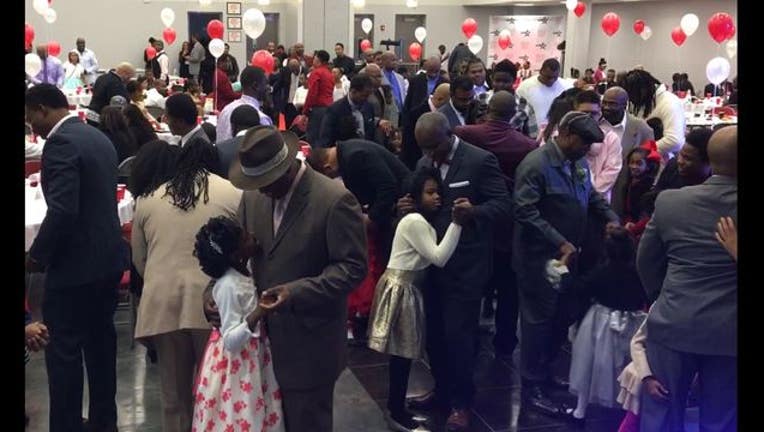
160,8,175,28
352,0,365,7
706,56,731,86
640,26,652,41
243,8,267,40
680,13,699,37
209,38,225,59
565,0,577,11
414,26,427,43
257,0,271,5
43,8,57,24
406,0,418,7
361,18,373,35
25,53,42,77
467,35,484,54
32,0,48,15
726,39,737,59
199,0,212,5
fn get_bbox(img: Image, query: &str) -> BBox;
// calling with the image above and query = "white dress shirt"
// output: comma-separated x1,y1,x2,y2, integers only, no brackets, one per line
601,111,628,145
157,51,170,82
449,100,466,126
386,213,462,271
25,138,44,160
216,95,273,142
288,73,300,104
145,88,166,109
273,160,306,235
435,137,460,179
77,48,99,85
46,114,77,139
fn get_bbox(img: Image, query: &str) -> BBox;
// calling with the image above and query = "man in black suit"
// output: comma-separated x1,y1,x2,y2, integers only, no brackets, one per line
25,84,128,432
400,112,512,432
403,56,444,114
400,83,451,170
88,62,136,121
438,75,481,130
166,93,210,147
333,42,356,77
216,104,261,179
271,58,304,129
316,74,392,148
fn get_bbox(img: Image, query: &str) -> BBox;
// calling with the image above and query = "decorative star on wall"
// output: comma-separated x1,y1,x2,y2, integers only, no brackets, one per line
521,30,531,37
553,31,562,37
520,54,529,61
490,30,501,36
506,17,515,24
536,43,547,50
538,17,549,24
489,54,498,59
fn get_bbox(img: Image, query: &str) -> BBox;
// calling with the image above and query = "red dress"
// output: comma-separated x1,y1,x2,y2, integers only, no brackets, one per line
347,224,385,318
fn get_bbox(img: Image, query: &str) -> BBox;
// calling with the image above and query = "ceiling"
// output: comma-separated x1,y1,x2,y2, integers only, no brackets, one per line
361,0,658,5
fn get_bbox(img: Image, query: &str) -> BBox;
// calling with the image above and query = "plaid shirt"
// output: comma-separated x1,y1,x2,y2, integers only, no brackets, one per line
486,90,538,139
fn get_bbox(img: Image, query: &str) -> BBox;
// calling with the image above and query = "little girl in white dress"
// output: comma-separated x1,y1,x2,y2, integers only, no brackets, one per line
192,216,285,432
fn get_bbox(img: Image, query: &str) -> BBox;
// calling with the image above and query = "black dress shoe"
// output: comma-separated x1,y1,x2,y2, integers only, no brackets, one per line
523,385,569,417
406,391,447,411
562,408,586,428
546,376,570,390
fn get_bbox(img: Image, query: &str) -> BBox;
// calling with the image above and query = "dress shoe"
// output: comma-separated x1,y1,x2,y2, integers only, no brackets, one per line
82,419,118,432
546,376,570,390
563,408,586,429
523,385,569,417
406,391,447,411
445,409,471,432
384,409,423,432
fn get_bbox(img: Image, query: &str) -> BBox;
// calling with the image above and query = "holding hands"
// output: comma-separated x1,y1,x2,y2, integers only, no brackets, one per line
451,198,474,225
25,321,49,352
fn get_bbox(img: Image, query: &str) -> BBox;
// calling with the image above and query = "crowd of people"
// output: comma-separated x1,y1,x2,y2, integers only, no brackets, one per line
25,34,737,432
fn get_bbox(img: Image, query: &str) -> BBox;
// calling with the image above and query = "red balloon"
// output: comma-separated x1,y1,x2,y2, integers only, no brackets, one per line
145,46,157,61
633,20,645,35
408,42,422,61
462,18,478,39
671,27,687,47
207,19,224,40
162,27,177,46
498,34,511,50
250,50,275,76
47,40,61,57
360,39,372,51
601,12,620,37
25,23,35,49
574,2,586,18
707,12,735,44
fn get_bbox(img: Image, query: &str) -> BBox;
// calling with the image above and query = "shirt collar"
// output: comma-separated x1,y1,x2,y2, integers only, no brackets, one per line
181,124,202,146
240,94,262,110
46,114,77,139
428,97,436,112
276,160,307,206
347,94,362,110
447,136,460,162
235,129,248,137
449,99,466,124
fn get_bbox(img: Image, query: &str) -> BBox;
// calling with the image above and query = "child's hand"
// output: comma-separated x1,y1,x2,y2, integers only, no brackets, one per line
643,376,670,401
25,322,49,352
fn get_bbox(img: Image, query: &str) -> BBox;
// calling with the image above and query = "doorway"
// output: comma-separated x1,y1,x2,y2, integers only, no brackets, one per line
188,12,223,43
246,13,280,63
354,14,374,60
395,14,425,64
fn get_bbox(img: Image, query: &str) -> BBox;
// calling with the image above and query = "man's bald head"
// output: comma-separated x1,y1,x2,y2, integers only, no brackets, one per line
602,86,629,125
603,86,628,103
708,125,737,177
363,63,383,88
287,58,300,74
425,56,441,77
431,83,451,109
115,62,136,82
488,90,517,121
380,52,397,71
415,111,452,156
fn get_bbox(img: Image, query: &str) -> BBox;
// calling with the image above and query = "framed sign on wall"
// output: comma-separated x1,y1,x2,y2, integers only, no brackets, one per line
226,2,241,15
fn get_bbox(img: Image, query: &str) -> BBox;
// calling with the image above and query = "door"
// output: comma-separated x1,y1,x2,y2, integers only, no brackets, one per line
188,12,223,43
395,14,425,64
247,13,280,62
354,14,374,59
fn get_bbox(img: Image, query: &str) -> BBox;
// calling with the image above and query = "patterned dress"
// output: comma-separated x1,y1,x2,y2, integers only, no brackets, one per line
192,269,285,432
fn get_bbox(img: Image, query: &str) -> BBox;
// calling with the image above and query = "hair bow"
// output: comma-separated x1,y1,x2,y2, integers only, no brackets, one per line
639,140,662,163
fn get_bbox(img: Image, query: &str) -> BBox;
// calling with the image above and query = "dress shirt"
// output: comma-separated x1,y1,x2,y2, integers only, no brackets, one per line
216,94,273,142
77,48,99,85
302,65,334,114
449,100,466,126
46,114,77,139
473,83,489,98
33,56,65,87
273,160,306,235
156,50,170,82
347,95,366,137
600,111,627,145
585,130,623,202
427,75,439,95
180,125,203,147
428,97,436,112
25,139,44,160
145,88,166,109
435,137,460,180
384,69,404,111
288,72,300,104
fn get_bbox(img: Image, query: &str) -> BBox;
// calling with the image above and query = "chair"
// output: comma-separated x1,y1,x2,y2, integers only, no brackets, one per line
146,106,165,120
117,156,136,184
25,160,41,178
116,222,138,349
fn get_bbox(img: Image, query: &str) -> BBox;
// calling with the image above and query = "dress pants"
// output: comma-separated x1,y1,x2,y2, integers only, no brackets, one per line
151,329,211,432
284,103,299,131
639,339,737,432
43,272,121,432
281,383,336,432
491,249,519,355
306,106,328,146
517,268,570,383
424,281,482,409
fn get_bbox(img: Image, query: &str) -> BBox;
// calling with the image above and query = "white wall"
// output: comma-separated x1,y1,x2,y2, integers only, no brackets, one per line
586,0,737,86
25,0,290,75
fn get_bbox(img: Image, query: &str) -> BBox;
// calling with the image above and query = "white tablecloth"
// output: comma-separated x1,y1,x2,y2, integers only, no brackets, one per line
64,91,92,108
25,182,134,251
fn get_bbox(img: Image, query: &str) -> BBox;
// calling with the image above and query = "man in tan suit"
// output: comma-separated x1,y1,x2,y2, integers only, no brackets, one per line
204,126,368,432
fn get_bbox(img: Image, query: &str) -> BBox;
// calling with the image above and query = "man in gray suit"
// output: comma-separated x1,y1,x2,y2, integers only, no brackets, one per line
165,93,210,147
215,104,261,179
636,126,737,432
185,34,206,83
438,75,477,130
205,126,368,432
601,87,654,158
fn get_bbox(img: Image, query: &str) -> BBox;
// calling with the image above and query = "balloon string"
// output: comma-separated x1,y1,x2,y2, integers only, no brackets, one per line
214,58,218,115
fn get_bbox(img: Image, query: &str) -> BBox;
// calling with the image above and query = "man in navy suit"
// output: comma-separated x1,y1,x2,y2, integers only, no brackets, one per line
438,75,481,130
316,74,391,148
399,112,512,431
25,84,127,432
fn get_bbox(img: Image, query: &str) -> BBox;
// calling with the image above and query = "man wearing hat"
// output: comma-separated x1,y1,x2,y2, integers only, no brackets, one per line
512,111,619,418
204,126,368,432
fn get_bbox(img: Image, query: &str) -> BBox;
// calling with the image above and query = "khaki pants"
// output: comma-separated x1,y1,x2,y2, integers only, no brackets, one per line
152,329,211,432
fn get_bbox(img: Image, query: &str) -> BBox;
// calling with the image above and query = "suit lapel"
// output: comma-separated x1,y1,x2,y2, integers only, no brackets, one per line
443,140,466,186
250,192,275,251
269,169,312,254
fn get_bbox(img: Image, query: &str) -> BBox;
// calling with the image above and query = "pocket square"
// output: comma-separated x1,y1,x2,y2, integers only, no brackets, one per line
449,180,470,188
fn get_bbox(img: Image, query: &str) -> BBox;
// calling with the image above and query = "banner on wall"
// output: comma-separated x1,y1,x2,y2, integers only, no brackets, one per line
487,15,565,71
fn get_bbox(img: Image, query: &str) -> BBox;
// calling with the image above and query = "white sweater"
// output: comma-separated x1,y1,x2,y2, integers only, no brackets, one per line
646,84,686,158
213,268,260,353
386,213,462,271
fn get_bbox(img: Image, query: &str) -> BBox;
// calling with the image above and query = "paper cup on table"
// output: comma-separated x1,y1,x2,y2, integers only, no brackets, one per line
116,184,126,201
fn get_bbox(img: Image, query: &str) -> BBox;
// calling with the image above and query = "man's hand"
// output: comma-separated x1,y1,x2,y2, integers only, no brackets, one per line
559,241,577,265
715,216,737,261
605,221,621,234
396,194,415,218
202,279,221,328
624,222,635,231
25,322,49,352
378,119,393,135
260,285,291,312
452,198,474,225
25,255,44,273
643,376,670,401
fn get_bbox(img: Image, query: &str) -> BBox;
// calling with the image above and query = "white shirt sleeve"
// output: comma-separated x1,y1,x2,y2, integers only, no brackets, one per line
159,55,170,81
400,215,462,268
654,94,686,157
215,273,259,353
85,50,99,75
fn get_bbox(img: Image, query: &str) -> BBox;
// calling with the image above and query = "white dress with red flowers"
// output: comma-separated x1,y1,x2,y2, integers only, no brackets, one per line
192,268,285,432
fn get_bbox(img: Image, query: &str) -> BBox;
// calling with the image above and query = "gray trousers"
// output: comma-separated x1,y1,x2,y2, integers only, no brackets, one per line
640,339,737,432
282,383,335,432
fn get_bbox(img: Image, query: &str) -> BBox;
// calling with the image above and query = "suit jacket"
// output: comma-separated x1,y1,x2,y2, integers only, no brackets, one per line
415,139,512,299
637,176,737,356
215,135,244,179
239,166,368,389
316,96,376,148
337,139,411,227
438,102,466,130
89,71,129,115
448,44,473,76
403,73,442,114
271,66,305,113
188,41,206,76
610,114,655,215
29,118,127,290
180,127,211,147
400,100,433,171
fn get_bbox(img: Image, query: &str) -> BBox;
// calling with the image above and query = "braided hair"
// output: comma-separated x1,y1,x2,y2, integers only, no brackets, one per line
623,69,661,118
128,140,180,198
194,216,242,279
164,137,220,211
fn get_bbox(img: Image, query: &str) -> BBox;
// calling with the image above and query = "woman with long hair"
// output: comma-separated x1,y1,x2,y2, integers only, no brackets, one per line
122,104,158,149
99,106,138,163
